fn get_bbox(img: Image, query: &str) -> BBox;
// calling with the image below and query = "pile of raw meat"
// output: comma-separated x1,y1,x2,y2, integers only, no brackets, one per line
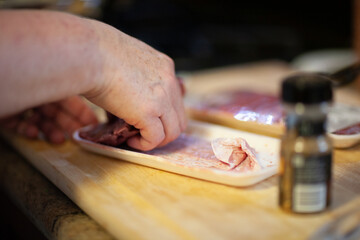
79,114,139,147
79,115,261,172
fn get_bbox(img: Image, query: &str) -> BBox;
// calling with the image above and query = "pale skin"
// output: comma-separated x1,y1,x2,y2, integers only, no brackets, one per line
0,10,187,151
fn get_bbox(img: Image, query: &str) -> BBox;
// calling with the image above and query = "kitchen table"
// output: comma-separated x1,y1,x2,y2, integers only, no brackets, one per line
1,61,360,240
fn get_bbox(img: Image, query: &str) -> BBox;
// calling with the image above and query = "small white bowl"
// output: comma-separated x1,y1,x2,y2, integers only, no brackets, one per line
328,132,360,149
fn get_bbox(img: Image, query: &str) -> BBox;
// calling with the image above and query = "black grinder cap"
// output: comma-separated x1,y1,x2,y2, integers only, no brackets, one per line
281,73,333,104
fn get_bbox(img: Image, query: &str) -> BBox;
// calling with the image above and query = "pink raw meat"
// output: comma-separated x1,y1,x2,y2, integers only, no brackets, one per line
79,114,263,173
211,138,261,171
194,90,283,125
146,134,261,172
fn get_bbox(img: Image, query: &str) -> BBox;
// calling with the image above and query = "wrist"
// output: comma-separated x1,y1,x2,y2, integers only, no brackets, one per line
81,18,119,100
76,18,106,99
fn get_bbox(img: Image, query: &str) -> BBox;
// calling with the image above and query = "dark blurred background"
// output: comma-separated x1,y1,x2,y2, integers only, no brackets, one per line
1,0,353,71
99,0,353,71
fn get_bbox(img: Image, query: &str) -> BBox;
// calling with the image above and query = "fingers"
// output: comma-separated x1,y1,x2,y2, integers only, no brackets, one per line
158,107,181,147
38,102,80,137
127,76,186,150
0,112,39,139
38,97,97,137
172,79,187,132
168,76,187,133
39,120,66,144
0,97,97,144
127,104,183,150
177,76,186,96
1,109,65,144
16,120,39,139
39,103,58,118
77,105,98,125
55,110,83,136
58,96,98,125
127,117,165,151
0,115,20,129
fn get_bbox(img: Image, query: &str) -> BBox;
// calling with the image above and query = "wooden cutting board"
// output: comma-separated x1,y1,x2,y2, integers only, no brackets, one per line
3,127,360,240
3,61,360,239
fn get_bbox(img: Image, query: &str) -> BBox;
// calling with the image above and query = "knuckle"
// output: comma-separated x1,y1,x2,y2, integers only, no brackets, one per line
183,118,188,130
167,127,181,143
166,56,175,68
159,53,175,70
180,119,187,131
144,105,162,118
157,130,166,143
141,144,155,151
144,134,164,151
125,116,140,127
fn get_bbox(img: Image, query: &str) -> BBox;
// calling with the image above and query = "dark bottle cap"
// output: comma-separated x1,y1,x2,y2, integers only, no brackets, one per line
281,73,333,104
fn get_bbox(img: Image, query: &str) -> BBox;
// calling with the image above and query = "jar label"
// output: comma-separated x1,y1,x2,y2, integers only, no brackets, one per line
293,183,326,212
291,154,331,213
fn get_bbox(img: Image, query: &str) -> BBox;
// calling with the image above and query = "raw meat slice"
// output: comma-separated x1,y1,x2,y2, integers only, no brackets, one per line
79,118,139,147
211,137,261,170
193,91,283,125
146,134,233,171
146,134,261,172
332,122,360,135
78,114,262,173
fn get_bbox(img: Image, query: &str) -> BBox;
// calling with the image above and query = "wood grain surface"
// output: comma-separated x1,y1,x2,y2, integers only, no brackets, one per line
2,61,360,240
0,139,115,240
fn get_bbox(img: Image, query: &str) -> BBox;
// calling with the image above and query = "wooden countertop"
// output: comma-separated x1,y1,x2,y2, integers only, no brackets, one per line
2,61,360,240
0,139,115,240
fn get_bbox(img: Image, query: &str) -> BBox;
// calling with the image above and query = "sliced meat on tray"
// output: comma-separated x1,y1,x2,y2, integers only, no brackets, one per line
79,118,139,147
79,114,262,173
193,90,283,125
146,134,262,172
211,137,261,171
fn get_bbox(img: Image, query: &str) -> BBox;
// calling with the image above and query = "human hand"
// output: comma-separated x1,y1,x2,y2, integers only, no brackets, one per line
0,96,98,144
85,21,187,151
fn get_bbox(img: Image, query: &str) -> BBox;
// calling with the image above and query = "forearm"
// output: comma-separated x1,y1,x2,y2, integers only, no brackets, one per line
0,9,186,151
0,10,101,117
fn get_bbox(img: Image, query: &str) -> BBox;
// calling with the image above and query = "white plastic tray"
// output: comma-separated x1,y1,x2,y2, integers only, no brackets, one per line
73,120,279,186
